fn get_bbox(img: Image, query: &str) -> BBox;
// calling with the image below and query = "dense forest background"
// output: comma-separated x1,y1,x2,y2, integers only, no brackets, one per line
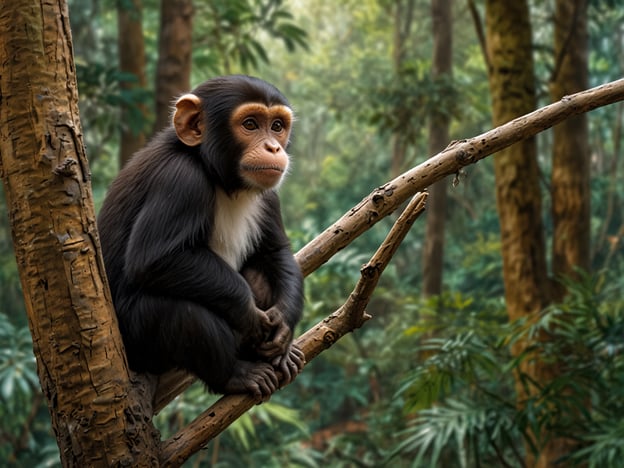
1,0,623,466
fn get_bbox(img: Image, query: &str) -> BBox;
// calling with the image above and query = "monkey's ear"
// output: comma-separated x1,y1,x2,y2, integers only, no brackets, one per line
173,94,204,147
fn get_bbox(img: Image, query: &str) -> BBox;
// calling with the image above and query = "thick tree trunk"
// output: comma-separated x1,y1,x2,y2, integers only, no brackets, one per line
484,2,553,465
153,0,194,134
550,0,590,296
485,1,550,318
117,0,148,167
422,0,452,297
0,2,159,465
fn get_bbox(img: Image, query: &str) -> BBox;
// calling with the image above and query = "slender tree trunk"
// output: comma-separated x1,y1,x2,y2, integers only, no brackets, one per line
542,0,591,460
390,0,416,177
550,0,590,297
0,1,159,465
422,0,452,297
117,0,148,167
153,0,194,135
484,2,553,465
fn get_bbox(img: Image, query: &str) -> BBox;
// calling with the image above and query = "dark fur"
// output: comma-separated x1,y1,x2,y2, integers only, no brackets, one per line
97,75,303,393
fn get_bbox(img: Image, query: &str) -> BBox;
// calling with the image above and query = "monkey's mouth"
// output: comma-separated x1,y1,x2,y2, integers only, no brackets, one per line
242,164,287,189
242,165,285,174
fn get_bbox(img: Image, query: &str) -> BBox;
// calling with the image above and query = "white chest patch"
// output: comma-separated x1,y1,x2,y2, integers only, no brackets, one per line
209,189,265,270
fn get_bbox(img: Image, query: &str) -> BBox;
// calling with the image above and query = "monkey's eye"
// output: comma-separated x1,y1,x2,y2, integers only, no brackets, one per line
271,120,284,133
242,118,258,130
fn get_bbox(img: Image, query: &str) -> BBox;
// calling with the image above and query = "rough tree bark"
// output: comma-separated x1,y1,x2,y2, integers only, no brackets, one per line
0,1,159,466
550,0,590,295
422,0,453,297
485,0,550,321
117,0,148,167
153,0,194,134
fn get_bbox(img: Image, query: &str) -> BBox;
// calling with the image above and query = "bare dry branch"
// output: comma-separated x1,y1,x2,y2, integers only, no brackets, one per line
295,78,624,276
297,192,427,362
158,193,428,466
154,78,624,464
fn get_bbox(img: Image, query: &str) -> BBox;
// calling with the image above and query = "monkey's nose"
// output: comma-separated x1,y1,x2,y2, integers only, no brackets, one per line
264,140,281,153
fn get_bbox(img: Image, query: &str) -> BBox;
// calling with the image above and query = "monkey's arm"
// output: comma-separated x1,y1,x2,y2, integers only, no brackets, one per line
244,194,303,322
241,193,304,357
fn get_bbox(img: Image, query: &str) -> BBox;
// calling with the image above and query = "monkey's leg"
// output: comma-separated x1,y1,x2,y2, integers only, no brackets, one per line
116,293,278,397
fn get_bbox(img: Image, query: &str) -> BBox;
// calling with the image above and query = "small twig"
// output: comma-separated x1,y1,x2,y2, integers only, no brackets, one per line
467,0,489,71
158,193,428,466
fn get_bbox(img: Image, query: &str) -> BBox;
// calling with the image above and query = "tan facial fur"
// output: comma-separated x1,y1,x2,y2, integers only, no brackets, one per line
230,103,293,190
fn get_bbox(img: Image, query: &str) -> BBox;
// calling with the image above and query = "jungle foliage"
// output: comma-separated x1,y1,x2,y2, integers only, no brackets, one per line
0,0,623,466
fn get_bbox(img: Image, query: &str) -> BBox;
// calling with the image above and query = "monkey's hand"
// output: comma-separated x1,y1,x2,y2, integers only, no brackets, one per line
255,306,292,359
240,304,274,347
271,343,306,387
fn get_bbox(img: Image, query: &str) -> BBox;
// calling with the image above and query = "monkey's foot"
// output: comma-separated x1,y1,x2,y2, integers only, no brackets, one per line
224,360,279,401
271,343,306,387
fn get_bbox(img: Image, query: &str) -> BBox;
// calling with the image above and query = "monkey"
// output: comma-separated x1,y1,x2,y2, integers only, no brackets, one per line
97,75,305,399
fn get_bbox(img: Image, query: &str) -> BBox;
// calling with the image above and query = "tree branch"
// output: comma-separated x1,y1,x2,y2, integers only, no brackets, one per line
151,78,624,465
295,78,624,276
158,193,428,466
153,78,624,412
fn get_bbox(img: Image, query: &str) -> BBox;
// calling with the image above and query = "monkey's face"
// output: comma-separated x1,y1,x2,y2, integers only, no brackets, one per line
172,79,294,192
230,103,293,191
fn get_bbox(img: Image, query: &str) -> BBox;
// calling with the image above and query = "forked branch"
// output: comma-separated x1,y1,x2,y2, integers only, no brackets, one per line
159,193,428,466
154,78,624,465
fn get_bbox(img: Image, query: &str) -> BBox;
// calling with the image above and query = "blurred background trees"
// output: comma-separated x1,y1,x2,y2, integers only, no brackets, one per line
1,0,623,466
